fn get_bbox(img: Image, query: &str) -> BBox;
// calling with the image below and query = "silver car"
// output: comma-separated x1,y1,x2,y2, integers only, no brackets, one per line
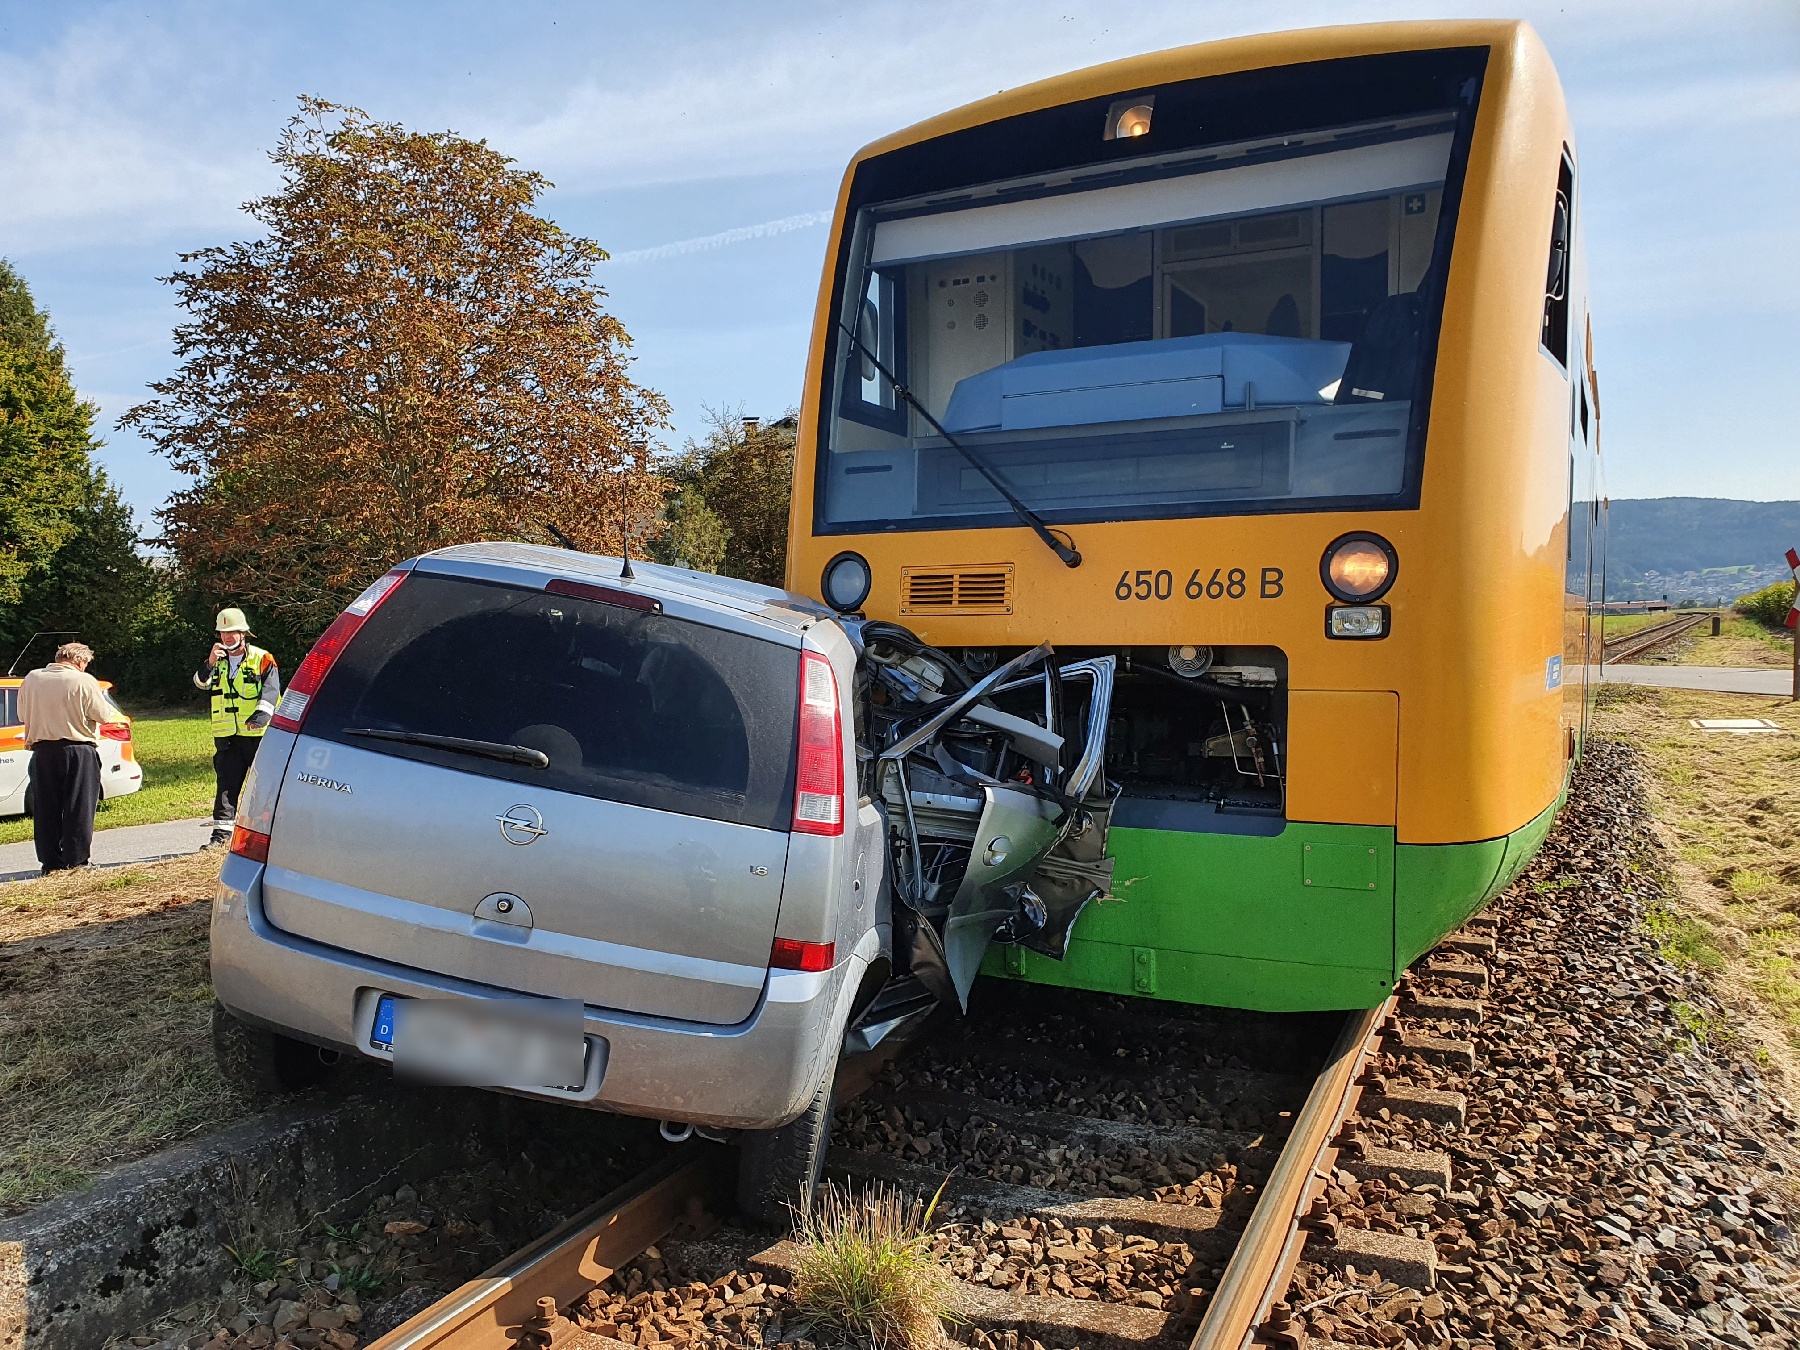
212,542,1122,1221
211,543,894,1217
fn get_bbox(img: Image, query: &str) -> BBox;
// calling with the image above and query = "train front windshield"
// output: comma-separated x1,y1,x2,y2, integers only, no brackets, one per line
822,114,1460,532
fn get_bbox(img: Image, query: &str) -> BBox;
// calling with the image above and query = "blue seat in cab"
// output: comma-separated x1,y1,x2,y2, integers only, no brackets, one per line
941,332,1353,434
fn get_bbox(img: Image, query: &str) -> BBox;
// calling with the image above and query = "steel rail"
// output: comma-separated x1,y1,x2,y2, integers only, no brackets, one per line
364,1040,910,1350
365,1148,735,1350
361,996,1392,1350
1188,996,1397,1350
1601,612,1710,664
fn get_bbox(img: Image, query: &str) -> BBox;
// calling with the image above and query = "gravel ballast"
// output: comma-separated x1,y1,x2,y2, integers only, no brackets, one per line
110,1115,667,1350
1292,739,1800,1349
115,739,1800,1350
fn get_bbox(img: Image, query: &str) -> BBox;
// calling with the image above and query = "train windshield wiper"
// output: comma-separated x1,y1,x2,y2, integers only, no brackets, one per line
344,727,551,768
839,322,1082,569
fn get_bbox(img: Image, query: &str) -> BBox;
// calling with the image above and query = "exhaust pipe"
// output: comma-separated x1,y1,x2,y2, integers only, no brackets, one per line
659,1120,694,1143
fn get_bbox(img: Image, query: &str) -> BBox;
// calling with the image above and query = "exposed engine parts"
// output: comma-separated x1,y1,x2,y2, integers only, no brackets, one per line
1105,647,1287,814
841,624,1286,1045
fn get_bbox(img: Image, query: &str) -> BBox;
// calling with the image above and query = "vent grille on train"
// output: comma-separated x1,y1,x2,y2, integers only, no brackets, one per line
900,564,1014,616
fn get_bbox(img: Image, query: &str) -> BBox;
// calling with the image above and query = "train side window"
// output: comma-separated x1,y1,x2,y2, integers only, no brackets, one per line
1541,154,1573,368
840,267,907,434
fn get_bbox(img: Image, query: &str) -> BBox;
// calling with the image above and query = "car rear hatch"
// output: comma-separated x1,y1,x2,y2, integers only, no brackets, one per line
260,565,802,1026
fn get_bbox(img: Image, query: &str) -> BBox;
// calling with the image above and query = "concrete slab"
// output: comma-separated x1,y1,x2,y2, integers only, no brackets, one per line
1593,664,1795,697
0,1080,594,1350
0,817,213,883
1307,1227,1437,1289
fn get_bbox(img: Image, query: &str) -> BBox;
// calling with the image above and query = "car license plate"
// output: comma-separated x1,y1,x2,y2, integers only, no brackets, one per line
371,993,585,1091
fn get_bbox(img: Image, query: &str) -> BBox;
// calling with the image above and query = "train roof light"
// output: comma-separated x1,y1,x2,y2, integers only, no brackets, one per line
1104,97,1154,141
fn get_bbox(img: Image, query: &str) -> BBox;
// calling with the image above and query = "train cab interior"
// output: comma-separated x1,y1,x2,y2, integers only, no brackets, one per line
826,114,1456,532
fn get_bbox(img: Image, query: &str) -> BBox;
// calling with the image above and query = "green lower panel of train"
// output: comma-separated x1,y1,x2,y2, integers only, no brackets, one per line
983,796,1562,1011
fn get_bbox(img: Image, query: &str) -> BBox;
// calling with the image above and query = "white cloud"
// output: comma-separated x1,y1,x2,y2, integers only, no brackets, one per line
607,210,833,265
0,7,272,251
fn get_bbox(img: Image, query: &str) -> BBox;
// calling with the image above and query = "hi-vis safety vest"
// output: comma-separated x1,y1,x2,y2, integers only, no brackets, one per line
210,644,276,738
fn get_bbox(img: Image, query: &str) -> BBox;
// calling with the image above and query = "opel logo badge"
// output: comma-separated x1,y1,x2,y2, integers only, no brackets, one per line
497,803,547,846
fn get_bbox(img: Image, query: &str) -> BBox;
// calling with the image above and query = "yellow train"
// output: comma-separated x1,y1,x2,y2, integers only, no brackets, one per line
785,20,1603,1011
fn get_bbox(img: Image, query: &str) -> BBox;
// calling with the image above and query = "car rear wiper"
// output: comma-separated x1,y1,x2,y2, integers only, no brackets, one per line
344,728,551,769
839,321,1082,569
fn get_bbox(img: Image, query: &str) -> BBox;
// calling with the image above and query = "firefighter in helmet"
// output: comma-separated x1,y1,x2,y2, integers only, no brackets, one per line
195,608,282,846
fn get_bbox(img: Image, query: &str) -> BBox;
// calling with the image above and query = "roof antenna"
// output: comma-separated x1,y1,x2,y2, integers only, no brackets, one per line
6,630,80,677
618,496,636,581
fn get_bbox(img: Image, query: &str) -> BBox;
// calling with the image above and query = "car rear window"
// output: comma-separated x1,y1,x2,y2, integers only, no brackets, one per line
303,573,801,830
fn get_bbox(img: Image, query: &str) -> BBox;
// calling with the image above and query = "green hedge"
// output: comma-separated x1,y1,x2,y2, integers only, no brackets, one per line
1736,580,1797,630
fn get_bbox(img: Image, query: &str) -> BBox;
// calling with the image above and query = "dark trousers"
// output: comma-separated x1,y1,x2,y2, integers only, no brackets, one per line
30,741,102,872
212,734,262,824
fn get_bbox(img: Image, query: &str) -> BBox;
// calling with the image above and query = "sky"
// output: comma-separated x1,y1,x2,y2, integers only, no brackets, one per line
1,0,1796,534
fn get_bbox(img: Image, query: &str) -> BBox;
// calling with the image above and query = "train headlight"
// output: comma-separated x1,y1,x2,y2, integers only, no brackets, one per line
1327,605,1389,640
1320,532,1397,603
821,551,873,613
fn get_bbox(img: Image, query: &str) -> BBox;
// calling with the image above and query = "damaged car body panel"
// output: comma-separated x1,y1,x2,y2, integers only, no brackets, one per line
846,625,1120,1015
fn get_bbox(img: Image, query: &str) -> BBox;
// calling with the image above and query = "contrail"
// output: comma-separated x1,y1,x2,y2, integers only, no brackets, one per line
607,210,834,265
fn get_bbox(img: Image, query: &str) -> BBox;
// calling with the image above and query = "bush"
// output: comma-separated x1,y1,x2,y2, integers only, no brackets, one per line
1736,580,1797,630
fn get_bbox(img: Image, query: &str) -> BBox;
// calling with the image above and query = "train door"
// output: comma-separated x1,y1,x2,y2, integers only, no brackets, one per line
1547,151,1588,765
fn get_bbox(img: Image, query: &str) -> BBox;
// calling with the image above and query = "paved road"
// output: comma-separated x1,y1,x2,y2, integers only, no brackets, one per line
1596,664,1796,697
0,816,215,883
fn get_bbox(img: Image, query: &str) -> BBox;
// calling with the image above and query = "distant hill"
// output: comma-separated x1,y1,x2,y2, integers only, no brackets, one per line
1606,498,1800,603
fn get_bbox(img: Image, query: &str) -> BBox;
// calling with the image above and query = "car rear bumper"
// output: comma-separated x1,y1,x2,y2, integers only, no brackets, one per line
210,852,861,1130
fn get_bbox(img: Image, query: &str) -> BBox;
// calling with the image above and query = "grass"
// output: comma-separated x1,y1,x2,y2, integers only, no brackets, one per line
1636,613,1794,670
1595,686,1800,1082
789,1182,954,1350
226,1245,287,1283
0,703,215,846
0,852,245,1213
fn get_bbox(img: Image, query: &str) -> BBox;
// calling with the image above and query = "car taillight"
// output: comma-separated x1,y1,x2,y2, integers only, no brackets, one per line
230,823,271,864
771,937,835,972
99,723,131,741
271,568,409,733
792,650,843,836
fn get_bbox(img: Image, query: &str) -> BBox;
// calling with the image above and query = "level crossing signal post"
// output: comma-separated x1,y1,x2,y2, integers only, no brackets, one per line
1785,547,1799,703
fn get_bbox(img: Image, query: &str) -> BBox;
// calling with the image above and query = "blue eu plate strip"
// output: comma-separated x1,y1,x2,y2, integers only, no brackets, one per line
372,994,398,1049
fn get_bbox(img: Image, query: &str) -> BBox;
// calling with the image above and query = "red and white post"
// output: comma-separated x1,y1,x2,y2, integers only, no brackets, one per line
1785,547,1799,701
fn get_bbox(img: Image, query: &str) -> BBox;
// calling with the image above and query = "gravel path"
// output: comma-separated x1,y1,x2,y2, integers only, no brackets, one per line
1292,740,1800,1349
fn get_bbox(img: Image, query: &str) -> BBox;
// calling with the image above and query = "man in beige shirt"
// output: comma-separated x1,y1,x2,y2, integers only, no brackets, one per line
19,642,114,872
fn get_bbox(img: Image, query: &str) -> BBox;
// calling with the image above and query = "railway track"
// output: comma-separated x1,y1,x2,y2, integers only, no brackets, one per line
361,926,1499,1350
1601,612,1712,664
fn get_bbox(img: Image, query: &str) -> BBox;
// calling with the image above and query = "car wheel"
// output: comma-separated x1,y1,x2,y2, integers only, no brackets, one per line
735,1055,838,1228
211,1003,339,1096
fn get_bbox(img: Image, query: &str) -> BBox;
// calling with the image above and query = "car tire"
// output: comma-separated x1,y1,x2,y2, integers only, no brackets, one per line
735,1055,838,1228
211,1003,339,1096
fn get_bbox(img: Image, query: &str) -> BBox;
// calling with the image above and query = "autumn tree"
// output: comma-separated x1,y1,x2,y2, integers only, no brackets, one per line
652,409,795,587
123,98,670,634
